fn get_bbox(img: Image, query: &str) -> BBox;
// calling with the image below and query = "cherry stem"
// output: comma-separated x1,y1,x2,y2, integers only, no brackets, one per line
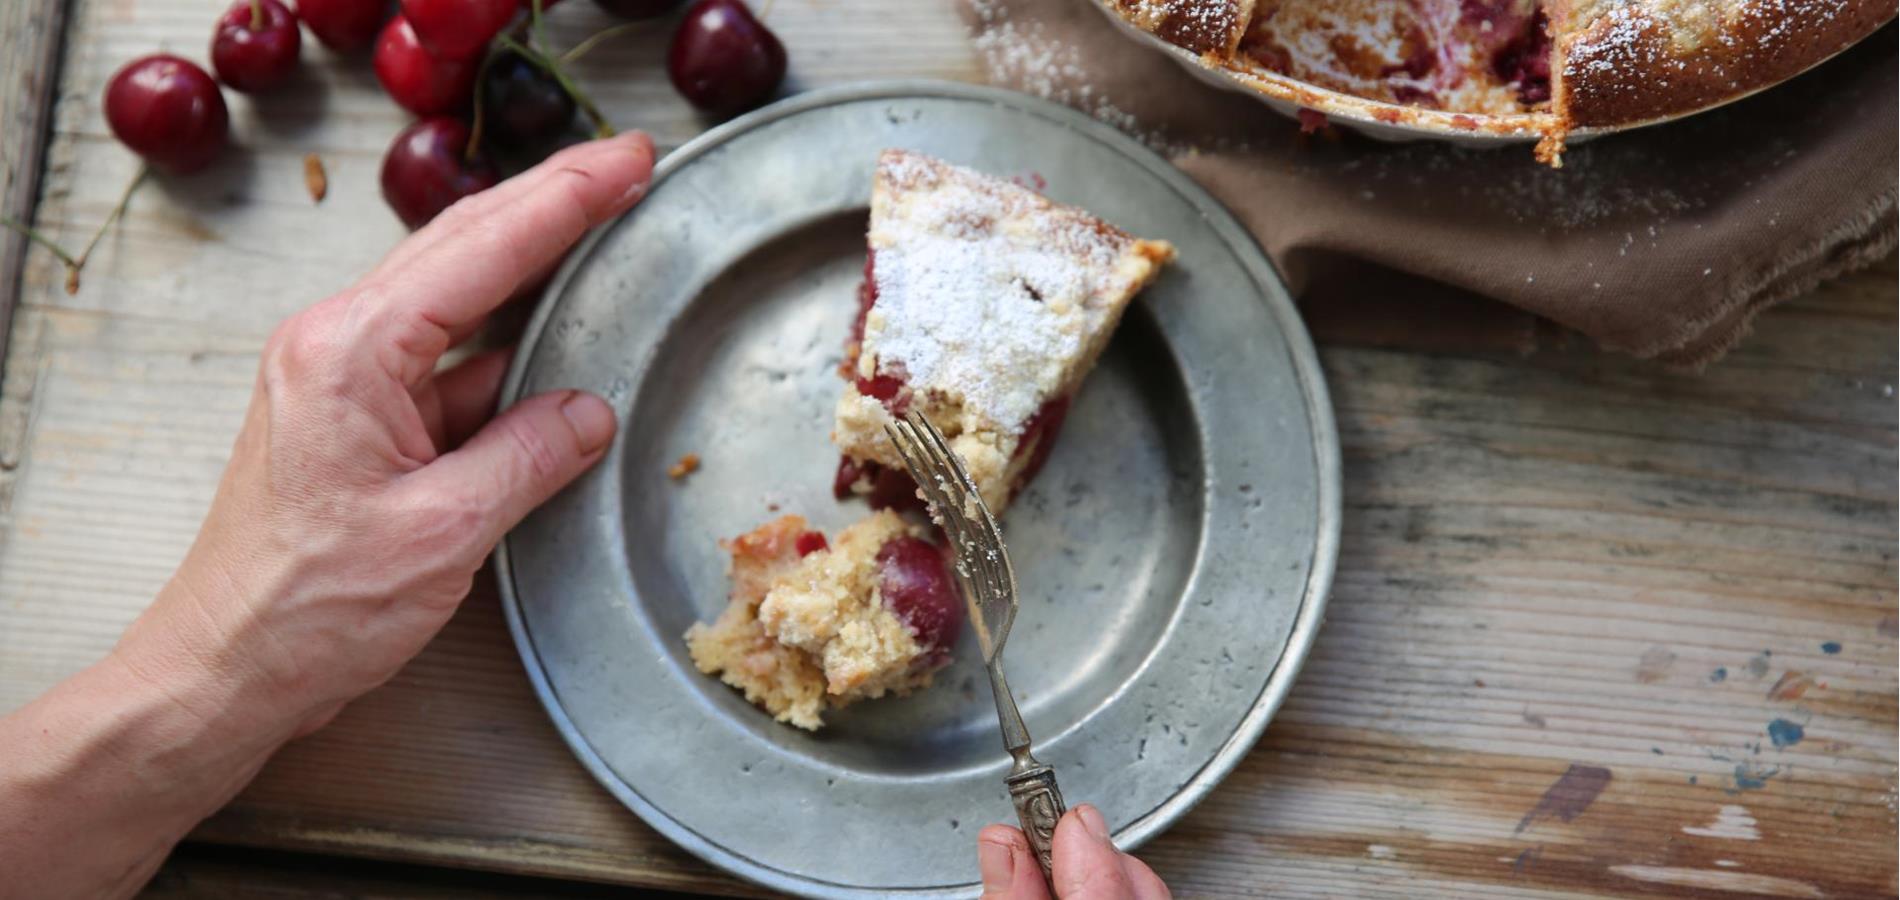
756,0,775,19
0,163,147,294
498,35,616,138
249,0,264,30
528,0,549,59
0,216,80,269
559,21,650,66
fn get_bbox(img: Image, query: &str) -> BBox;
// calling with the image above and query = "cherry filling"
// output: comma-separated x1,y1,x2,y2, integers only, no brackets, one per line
794,530,829,557
875,536,961,657
833,456,927,514
1490,9,1551,104
1008,396,1071,497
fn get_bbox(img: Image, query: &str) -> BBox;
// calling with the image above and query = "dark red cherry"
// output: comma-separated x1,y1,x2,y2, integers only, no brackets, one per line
794,531,828,557
666,0,785,114
876,537,961,653
479,50,575,147
212,0,302,93
374,15,477,116
295,0,388,51
595,0,681,18
401,0,516,60
379,117,500,229
104,55,229,174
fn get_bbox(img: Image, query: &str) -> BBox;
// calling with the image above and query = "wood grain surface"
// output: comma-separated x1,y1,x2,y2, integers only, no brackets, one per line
0,0,1894,897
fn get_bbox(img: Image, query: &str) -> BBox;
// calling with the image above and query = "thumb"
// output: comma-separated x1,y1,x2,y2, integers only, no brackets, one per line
977,825,1050,900
415,389,616,547
1053,805,1137,900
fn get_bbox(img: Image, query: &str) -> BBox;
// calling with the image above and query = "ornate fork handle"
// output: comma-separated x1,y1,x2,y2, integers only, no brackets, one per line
1007,752,1066,878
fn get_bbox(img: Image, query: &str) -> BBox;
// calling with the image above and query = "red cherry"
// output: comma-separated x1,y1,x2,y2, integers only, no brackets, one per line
401,0,516,60
595,0,681,18
212,0,302,93
374,16,477,116
379,117,500,229
875,537,961,654
295,0,388,51
104,55,229,174
666,0,785,113
794,531,828,557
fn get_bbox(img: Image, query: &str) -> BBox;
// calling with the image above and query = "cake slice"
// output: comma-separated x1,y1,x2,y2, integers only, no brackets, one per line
685,511,962,730
832,150,1176,514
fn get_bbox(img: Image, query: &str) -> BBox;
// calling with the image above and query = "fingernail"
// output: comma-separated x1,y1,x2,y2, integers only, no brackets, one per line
1077,804,1112,843
977,838,1016,892
560,391,615,454
616,134,653,206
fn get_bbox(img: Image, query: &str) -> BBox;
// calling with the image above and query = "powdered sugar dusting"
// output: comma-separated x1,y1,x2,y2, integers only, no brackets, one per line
863,151,1151,432
969,0,1197,153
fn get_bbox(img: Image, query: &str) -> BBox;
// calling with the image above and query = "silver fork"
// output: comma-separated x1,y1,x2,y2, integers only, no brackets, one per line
886,410,1066,882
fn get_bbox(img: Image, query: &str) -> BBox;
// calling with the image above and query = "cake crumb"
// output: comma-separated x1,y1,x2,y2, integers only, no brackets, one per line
668,453,700,480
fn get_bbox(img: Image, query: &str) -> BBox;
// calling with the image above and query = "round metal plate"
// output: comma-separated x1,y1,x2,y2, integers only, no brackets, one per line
496,81,1339,898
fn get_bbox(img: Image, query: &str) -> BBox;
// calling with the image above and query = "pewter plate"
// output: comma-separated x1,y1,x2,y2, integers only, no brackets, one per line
496,81,1339,899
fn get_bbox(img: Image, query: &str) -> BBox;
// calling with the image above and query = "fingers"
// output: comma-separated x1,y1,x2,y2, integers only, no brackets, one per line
429,345,516,448
1119,853,1172,900
361,132,656,383
978,825,1050,900
407,389,616,549
1052,806,1138,900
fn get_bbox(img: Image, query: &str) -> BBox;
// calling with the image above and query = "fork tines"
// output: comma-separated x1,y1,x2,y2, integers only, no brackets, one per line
883,412,1015,617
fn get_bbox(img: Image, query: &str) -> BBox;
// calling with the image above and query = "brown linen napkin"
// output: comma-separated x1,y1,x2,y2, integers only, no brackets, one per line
960,0,1898,367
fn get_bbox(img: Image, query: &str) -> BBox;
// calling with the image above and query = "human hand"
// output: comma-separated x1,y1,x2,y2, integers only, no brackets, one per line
117,131,655,740
978,805,1172,899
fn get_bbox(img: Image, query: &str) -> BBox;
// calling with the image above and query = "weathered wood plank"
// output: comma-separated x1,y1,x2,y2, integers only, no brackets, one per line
0,0,70,376
2,0,1893,895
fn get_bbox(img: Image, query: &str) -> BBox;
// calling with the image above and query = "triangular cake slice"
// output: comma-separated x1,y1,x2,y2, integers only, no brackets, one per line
832,150,1176,514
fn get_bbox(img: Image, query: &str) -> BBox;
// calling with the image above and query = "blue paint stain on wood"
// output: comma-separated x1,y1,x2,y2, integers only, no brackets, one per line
1516,764,1613,833
1821,641,1842,654
1728,762,1782,793
1710,667,1727,682
1767,718,1805,748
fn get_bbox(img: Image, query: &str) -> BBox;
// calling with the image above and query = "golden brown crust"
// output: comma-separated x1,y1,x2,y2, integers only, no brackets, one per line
1111,0,1256,57
1557,0,1894,127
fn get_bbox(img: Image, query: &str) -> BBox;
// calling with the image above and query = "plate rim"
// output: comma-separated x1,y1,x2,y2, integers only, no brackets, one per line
495,79,1341,898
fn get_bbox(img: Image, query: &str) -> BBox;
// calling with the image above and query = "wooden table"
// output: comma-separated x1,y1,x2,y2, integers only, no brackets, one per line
3,0,1894,897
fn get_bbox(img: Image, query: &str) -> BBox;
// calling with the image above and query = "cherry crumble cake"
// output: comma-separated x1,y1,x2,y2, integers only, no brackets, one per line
688,150,1173,729
686,512,961,730
833,150,1176,514
1106,0,1892,162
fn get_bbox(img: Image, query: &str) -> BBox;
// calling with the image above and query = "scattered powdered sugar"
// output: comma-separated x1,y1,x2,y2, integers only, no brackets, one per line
864,151,1140,432
968,0,1198,154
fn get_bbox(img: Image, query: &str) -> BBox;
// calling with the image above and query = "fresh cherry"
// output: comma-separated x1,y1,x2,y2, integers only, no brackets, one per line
212,0,302,93
480,50,575,147
374,15,477,116
595,0,681,18
401,0,516,60
104,55,229,174
876,537,961,654
294,0,388,51
380,117,500,229
666,0,785,114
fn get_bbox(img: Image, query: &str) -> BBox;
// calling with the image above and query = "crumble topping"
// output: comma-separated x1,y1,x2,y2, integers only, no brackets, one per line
862,150,1168,437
